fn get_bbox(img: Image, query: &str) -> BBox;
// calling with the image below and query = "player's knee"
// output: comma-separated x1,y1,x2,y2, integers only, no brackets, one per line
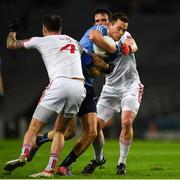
86,129,97,141
28,118,45,135
90,131,97,140
28,124,41,135
121,119,132,130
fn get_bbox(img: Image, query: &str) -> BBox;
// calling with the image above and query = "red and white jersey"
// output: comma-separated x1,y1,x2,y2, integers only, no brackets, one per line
105,31,143,90
23,35,84,81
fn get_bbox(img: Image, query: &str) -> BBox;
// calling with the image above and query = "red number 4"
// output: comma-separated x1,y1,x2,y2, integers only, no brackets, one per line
60,44,75,53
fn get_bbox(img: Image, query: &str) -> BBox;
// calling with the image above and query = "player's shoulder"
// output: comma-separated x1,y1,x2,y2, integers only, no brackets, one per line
123,31,131,38
24,36,41,41
22,36,43,48
29,36,47,43
22,37,41,44
89,25,107,31
95,25,107,32
118,31,132,44
62,35,79,45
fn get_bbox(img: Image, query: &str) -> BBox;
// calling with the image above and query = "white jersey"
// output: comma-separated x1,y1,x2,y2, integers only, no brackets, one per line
97,32,144,121
23,35,84,81
105,31,142,90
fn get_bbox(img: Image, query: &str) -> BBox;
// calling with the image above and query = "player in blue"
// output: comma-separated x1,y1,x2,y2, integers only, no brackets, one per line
25,10,128,177
55,12,128,177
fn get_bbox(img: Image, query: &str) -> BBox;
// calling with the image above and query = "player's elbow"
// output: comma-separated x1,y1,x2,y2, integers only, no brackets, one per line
89,29,101,42
89,31,96,41
130,42,138,53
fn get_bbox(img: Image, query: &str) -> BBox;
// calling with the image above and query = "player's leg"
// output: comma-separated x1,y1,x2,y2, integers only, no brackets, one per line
117,110,136,175
30,78,86,177
27,116,76,162
4,117,45,172
56,115,97,176
57,112,97,172
3,78,61,173
117,96,140,175
82,104,115,175
56,85,97,175
82,84,120,174
30,114,75,178
45,115,74,173
81,117,106,175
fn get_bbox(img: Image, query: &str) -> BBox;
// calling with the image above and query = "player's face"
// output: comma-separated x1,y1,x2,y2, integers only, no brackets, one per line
94,13,109,26
108,19,128,41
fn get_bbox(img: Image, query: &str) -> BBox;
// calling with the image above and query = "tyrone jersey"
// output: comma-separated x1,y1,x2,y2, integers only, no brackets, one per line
23,35,84,81
105,31,143,89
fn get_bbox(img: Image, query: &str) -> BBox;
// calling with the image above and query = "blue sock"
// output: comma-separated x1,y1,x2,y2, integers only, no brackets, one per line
36,132,50,146
60,151,78,167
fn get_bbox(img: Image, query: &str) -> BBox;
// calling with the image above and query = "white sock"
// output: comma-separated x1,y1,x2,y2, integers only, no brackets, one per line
118,138,132,165
92,134,104,162
45,153,58,171
20,144,31,157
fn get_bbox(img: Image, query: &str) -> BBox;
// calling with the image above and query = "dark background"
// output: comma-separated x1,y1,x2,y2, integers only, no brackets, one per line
0,0,180,139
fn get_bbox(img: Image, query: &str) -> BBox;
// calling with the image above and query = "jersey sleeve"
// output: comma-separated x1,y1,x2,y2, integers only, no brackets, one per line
95,25,108,36
120,31,132,43
23,37,41,49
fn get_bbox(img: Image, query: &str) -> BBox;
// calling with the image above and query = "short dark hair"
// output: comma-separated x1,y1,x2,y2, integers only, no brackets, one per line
93,8,112,22
42,15,62,32
110,12,128,24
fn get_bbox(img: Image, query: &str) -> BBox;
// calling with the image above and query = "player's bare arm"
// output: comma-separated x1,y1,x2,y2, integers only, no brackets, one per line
88,55,108,78
89,54,114,78
89,30,116,53
7,32,24,49
92,54,109,71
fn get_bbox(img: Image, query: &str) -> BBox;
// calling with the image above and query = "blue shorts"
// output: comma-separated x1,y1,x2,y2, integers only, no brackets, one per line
77,85,97,117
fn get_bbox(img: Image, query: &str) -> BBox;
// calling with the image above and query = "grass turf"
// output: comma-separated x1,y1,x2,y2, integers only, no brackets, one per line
0,138,180,179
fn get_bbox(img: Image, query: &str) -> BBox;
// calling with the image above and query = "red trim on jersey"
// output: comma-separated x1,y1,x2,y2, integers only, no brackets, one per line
138,83,143,103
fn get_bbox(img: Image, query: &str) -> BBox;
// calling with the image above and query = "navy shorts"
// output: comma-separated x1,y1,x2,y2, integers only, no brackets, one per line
77,85,97,117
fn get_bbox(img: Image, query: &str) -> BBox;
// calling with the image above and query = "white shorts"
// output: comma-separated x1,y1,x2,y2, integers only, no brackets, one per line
33,77,86,122
97,84,143,121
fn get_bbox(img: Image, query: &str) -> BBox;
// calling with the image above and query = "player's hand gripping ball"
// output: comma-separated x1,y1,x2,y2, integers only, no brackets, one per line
120,43,131,56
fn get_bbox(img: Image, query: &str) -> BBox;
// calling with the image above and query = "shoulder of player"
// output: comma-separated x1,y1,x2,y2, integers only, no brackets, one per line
118,31,133,43
95,25,107,31
123,31,131,38
88,25,107,31
22,37,44,45
61,34,79,44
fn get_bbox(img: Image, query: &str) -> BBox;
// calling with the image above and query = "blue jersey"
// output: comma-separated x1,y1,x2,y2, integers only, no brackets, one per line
80,25,108,87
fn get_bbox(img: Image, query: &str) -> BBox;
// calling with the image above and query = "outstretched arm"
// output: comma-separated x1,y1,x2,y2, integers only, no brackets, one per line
7,32,24,49
7,19,24,49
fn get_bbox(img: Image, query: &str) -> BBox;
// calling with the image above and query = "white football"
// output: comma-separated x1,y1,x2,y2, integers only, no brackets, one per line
93,35,116,58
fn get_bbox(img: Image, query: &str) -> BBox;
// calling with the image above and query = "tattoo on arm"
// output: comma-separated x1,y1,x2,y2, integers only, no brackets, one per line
7,33,24,49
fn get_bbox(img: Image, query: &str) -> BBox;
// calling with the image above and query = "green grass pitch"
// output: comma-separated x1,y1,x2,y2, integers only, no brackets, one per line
0,139,180,179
